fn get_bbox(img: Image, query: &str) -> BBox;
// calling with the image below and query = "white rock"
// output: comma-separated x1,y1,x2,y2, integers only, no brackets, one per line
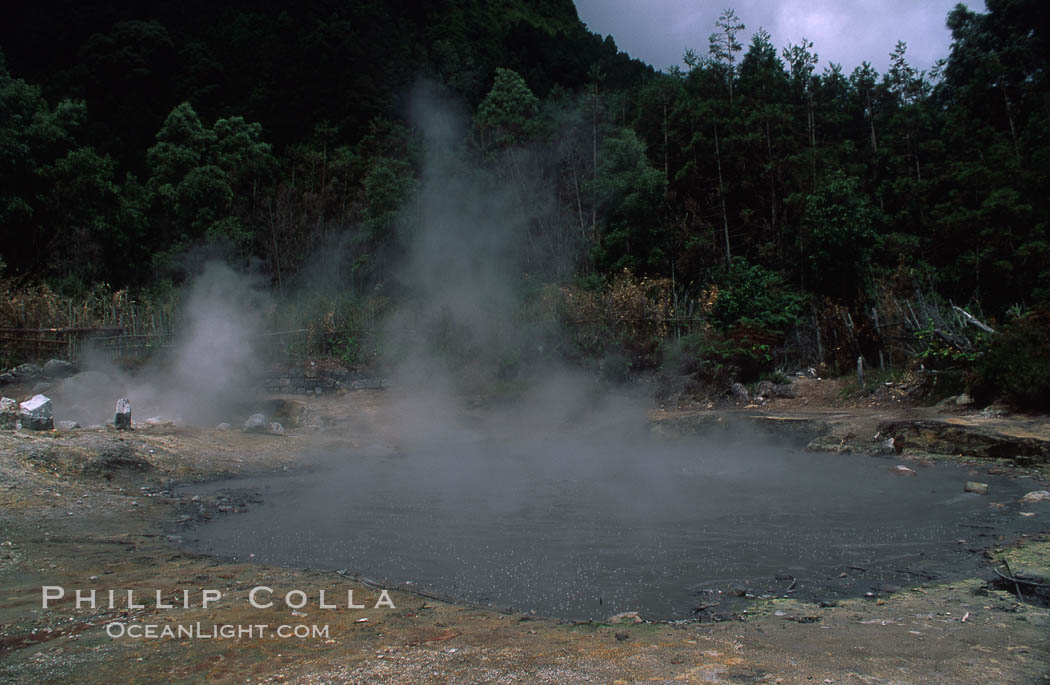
243,413,269,432
114,397,132,430
19,394,53,430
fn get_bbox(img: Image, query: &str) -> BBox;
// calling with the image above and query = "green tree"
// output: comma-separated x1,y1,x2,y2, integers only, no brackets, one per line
475,67,539,151
708,9,746,104
0,53,90,278
146,101,274,260
590,128,666,274
801,170,877,299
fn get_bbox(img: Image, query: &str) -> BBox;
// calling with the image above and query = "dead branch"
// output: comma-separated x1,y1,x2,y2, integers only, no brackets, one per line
952,305,996,334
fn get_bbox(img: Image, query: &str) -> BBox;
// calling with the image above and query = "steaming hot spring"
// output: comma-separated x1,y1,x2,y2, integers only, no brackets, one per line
183,389,1048,622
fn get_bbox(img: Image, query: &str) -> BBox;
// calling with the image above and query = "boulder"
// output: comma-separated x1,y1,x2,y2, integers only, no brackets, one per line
773,382,800,398
114,397,132,430
243,413,269,433
955,393,974,407
964,481,989,495
607,611,642,624
263,398,306,427
215,422,232,431
0,362,43,385
755,380,775,400
57,420,81,430
19,394,54,430
1020,490,1050,504
42,359,74,379
0,397,18,429
730,383,749,403
269,421,285,434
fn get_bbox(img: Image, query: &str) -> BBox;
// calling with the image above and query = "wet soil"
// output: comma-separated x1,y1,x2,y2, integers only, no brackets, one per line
1,384,1049,684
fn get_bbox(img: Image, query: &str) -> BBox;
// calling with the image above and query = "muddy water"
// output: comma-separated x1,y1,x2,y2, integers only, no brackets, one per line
184,435,1050,621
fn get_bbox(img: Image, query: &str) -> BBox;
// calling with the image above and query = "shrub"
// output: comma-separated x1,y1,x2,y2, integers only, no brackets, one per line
704,258,806,380
710,258,804,335
972,310,1050,410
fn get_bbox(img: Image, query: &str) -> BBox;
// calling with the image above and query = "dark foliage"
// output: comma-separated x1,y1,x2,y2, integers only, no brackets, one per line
1,1,1049,405
972,311,1050,410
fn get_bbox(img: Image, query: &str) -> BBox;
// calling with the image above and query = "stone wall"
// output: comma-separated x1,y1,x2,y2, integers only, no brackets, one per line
262,362,384,395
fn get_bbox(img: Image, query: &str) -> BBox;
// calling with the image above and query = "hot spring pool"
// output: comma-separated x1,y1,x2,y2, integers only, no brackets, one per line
183,433,1050,621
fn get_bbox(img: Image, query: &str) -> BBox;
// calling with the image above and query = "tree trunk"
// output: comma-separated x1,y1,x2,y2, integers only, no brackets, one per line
766,118,776,243
591,83,599,245
808,91,817,188
714,123,731,263
1002,81,1021,165
867,92,878,154
662,101,669,184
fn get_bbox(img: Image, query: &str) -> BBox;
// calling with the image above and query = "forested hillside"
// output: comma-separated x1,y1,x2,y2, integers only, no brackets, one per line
1,0,1048,404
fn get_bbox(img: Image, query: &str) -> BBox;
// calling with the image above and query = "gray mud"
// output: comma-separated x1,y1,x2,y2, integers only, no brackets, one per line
182,435,1050,621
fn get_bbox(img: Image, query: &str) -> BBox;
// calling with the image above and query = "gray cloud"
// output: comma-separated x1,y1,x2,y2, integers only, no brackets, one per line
575,0,978,76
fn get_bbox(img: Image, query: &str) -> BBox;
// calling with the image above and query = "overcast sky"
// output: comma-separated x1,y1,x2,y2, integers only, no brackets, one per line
574,1,983,76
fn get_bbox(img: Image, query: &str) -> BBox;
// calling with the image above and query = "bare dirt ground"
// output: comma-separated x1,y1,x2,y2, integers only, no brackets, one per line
2,378,1050,684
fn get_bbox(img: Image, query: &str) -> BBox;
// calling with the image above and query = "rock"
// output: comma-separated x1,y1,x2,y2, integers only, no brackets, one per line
243,413,269,433
730,383,749,403
877,438,897,455
263,399,306,427
773,382,800,398
891,464,916,475
19,394,54,430
42,359,74,379
755,380,775,400
269,421,284,434
964,481,989,495
1020,490,1050,504
114,397,132,430
215,422,232,431
978,404,1007,418
56,420,81,430
31,382,52,395
0,397,18,429
0,362,43,385
956,393,974,407
608,611,642,624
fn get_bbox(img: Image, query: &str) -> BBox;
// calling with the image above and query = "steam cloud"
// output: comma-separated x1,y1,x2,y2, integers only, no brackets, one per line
378,81,618,443
51,261,268,426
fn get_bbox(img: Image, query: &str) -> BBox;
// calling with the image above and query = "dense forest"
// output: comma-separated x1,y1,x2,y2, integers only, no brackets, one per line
1,0,1048,405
